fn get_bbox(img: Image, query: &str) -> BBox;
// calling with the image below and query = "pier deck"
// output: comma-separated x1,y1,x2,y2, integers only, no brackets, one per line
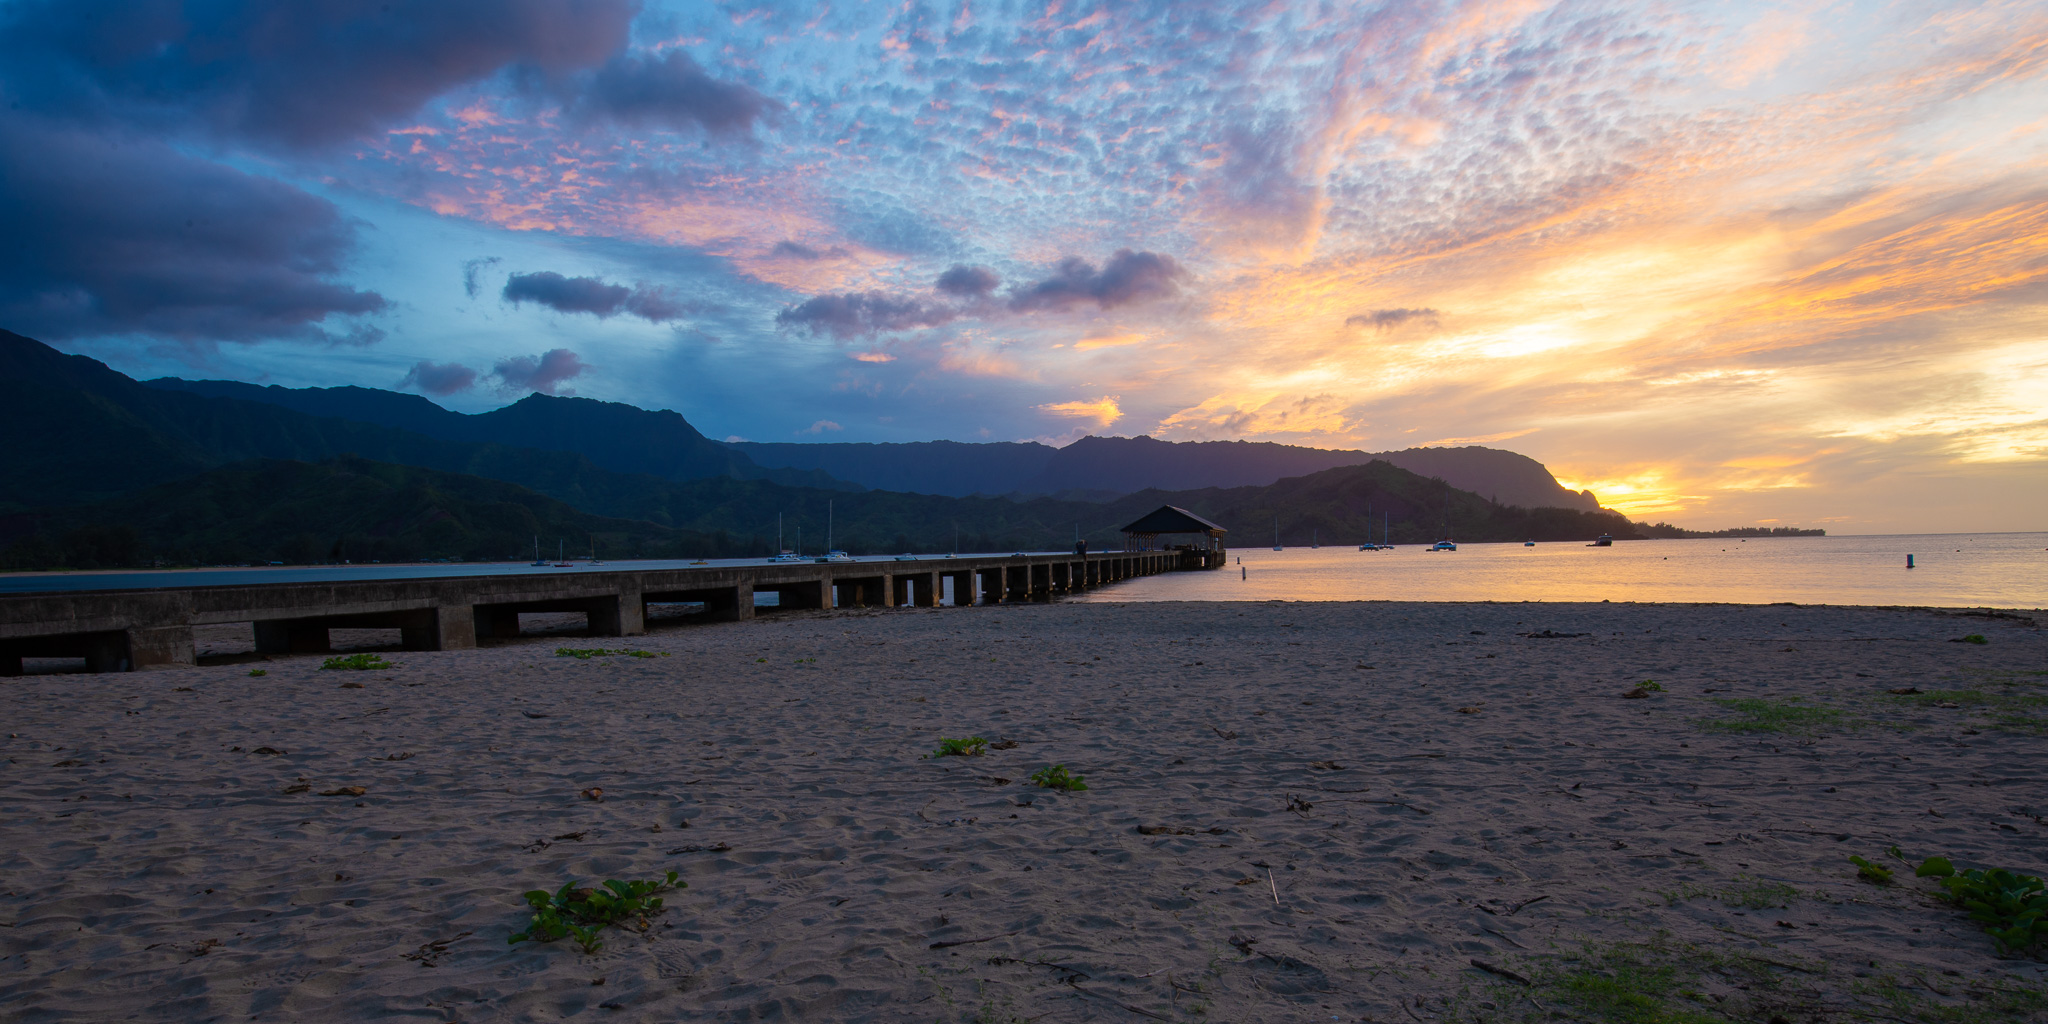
0,550,1200,673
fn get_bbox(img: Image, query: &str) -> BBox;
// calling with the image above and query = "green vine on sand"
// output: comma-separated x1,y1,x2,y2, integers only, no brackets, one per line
1030,764,1088,791
927,736,988,758
320,653,391,671
509,872,682,955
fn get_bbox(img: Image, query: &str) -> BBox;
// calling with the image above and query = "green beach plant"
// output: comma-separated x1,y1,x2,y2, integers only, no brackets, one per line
554,647,665,659
1448,935,2048,1023
247,668,266,677
1958,634,1989,645
509,871,682,955
1030,764,1088,791
927,736,988,758
1660,874,1800,910
320,653,391,671
1699,696,1848,736
1849,855,1893,885
1915,857,2048,953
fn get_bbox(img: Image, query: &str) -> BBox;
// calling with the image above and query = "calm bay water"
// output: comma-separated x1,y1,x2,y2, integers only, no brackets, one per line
1072,533,2048,608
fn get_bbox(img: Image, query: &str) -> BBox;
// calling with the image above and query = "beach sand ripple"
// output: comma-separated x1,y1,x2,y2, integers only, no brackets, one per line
2,601,2045,1021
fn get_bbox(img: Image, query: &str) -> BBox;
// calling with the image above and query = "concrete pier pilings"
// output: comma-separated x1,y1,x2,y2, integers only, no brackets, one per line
0,551,1192,674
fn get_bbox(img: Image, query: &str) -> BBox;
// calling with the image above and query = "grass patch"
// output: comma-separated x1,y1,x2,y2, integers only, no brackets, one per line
509,872,682,955
320,653,391,671
1886,680,2048,735
926,736,988,758
1697,696,1848,736
554,647,667,660
1661,874,1801,910
1452,935,2048,1024
1029,764,1088,791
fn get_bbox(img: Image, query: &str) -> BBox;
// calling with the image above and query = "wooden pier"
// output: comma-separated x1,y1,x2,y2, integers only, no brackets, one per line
0,549,1195,674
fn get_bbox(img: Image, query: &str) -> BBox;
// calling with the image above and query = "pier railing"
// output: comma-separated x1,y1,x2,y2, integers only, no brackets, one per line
0,550,1197,674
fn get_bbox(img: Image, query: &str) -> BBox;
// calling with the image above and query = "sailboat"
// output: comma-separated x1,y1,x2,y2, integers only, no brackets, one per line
529,536,548,566
1311,528,1319,550
771,513,806,562
1360,504,1381,550
552,539,574,567
1272,518,1282,552
817,499,853,562
1429,491,1457,551
588,539,604,565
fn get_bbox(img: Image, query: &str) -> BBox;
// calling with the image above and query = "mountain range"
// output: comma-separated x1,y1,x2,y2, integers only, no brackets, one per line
3,328,1717,569
732,436,1600,510
140,361,1597,510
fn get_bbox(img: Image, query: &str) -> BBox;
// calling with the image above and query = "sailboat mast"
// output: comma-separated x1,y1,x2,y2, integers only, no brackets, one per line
827,499,834,552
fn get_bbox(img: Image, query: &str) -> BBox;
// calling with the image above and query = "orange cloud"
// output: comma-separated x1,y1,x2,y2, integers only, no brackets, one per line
1037,395,1122,427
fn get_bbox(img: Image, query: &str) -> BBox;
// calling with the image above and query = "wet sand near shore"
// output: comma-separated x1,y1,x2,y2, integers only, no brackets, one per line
2,601,2045,1022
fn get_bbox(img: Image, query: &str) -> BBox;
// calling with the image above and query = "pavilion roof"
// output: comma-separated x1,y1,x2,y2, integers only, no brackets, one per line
1119,505,1226,535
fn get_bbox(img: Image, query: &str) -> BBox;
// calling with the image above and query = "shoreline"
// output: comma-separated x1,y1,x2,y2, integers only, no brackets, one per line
3,600,2044,1021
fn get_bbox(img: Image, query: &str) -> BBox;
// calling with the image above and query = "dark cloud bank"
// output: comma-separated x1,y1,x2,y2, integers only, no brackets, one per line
0,0,762,348
492,348,588,395
502,271,686,322
396,348,587,397
778,252,1186,338
398,360,479,396
0,117,385,344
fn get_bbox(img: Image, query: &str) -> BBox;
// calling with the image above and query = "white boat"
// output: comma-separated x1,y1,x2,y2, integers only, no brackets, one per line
817,549,855,563
1524,540,1536,547
1430,540,1457,552
770,515,807,562
893,553,918,561
1588,534,1613,547
1360,509,1392,551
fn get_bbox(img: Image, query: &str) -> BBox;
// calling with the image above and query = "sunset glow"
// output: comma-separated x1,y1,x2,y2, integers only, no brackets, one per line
5,0,2043,532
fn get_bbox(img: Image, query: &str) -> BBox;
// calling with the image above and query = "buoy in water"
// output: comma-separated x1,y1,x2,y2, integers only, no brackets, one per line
1907,554,1915,569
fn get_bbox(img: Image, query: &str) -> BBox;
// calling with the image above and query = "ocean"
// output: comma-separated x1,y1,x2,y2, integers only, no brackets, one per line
1067,533,2048,608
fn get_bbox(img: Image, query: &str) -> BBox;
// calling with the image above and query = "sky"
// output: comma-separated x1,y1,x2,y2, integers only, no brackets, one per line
2,0,2044,534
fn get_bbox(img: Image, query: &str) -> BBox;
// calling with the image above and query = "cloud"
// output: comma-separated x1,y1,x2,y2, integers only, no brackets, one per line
575,48,770,135
461,257,501,298
0,0,638,150
776,251,1184,341
1009,250,1188,312
771,241,826,260
492,348,587,395
1037,396,1123,428
0,116,385,345
1423,428,1540,446
1204,121,1323,258
935,264,1000,297
398,360,479,396
851,351,896,363
501,271,687,321
800,419,843,434
1346,308,1441,331
775,292,957,338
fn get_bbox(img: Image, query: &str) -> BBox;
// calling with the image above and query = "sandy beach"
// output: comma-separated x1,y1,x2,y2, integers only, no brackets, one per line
3,600,2045,1022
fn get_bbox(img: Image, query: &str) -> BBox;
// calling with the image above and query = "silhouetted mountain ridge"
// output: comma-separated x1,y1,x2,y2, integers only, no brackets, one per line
733,435,1598,510
143,377,846,490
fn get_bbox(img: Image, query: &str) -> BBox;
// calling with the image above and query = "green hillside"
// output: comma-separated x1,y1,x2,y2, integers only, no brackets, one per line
0,456,1645,570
